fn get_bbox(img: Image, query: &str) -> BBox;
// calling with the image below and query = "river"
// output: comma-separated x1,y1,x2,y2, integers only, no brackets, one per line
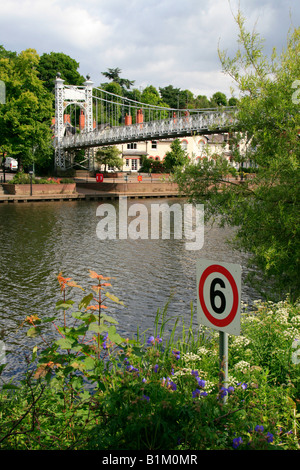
0,197,260,382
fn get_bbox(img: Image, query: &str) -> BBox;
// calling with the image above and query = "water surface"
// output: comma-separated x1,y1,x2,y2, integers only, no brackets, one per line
0,198,259,381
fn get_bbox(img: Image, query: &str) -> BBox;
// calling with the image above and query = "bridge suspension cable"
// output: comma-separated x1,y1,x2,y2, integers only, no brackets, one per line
91,85,231,127
54,74,236,169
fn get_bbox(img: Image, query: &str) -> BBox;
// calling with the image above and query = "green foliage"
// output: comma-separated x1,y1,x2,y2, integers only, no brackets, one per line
0,49,53,169
0,45,17,60
95,145,123,171
101,67,135,91
164,138,189,172
10,172,74,184
0,271,299,450
211,91,228,107
139,155,166,173
37,52,85,93
159,84,235,110
140,85,169,120
176,13,300,299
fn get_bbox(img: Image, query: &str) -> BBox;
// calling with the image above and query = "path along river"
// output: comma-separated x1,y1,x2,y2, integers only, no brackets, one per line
0,197,260,382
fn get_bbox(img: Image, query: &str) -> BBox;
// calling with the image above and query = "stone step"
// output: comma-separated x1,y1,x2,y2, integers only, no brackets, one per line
0,184,7,195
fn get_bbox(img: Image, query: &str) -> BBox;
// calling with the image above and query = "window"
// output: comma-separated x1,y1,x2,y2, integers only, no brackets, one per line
151,141,157,149
125,159,129,167
127,143,137,149
131,159,137,170
181,140,188,151
198,140,205,152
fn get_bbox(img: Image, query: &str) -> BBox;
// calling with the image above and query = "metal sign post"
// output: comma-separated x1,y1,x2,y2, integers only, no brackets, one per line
197,259,241,404
219,331,228,403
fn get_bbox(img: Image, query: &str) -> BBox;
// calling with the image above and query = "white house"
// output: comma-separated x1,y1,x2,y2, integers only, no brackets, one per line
96,133,239,173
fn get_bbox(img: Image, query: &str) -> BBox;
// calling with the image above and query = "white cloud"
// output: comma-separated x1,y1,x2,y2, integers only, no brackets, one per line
0,0,299,97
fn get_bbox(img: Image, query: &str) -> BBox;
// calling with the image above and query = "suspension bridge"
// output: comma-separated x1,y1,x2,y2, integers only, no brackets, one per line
53,74,236,170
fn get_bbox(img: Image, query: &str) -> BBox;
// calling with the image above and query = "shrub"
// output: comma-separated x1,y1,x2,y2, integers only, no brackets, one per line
10,173,74,184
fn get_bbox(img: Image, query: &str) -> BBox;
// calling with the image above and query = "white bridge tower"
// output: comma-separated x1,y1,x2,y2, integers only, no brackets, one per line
54,73,94,170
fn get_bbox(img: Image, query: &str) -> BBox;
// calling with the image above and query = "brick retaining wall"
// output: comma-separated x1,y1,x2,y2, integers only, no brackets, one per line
76,181,179,194
5,183,76,195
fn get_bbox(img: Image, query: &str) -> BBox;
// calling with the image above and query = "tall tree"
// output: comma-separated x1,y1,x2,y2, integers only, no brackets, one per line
164,139,189,172
159,85,188,109
0,45,16,60
101,68,135,90
95,146,123,172
0,49,53,170
140,85,169,121
175,11,300,299
194,94,211,109
211,91,228,106
37,52,85,93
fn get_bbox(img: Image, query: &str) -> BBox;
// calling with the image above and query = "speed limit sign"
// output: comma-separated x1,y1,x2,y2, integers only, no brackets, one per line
197,259,241,335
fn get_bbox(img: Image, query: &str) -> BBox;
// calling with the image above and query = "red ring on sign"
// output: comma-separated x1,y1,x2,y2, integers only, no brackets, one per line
199,264,239,327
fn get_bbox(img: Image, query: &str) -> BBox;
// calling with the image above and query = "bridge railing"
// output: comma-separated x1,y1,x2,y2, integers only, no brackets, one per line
57,108,236,150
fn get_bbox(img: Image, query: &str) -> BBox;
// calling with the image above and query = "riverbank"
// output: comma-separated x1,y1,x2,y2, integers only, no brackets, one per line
0,179,181,203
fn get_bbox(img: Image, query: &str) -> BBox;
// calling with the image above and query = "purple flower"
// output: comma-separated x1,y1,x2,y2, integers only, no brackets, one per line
192,388,207,398
102,333,108,349
169,381,177,391
147,335,162,346
237,382,248,390
153,364,159,373
266,432,274,443
126,365,139,373
161,377,177,391
196,378,206,388
141,395,150,402
228,386,235,394
172,349,180,360
147,335,155,345
232,437,243,449
255,425,264,433
191,370,199,377
156,335,162,344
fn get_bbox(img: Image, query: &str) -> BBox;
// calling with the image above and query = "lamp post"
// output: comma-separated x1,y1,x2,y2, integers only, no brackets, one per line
29,170,33,196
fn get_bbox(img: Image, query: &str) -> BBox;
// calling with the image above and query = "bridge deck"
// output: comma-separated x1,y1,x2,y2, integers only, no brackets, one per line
56,110,235,151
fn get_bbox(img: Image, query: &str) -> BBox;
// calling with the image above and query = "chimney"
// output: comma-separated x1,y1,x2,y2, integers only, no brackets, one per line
136,109,143,127
125,114,132,126
79,109,85,130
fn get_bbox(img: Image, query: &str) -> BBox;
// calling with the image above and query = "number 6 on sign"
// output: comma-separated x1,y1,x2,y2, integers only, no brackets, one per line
197,259,241,335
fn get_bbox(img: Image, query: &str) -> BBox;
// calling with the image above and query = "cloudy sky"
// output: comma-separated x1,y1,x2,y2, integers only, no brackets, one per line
0,0,299,99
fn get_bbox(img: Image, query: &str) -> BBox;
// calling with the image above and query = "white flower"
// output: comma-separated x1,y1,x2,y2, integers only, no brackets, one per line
182,352,201,362
234,361,251,372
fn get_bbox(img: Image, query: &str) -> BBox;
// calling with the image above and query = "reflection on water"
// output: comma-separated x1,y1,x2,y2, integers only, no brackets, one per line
0,198,259,380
